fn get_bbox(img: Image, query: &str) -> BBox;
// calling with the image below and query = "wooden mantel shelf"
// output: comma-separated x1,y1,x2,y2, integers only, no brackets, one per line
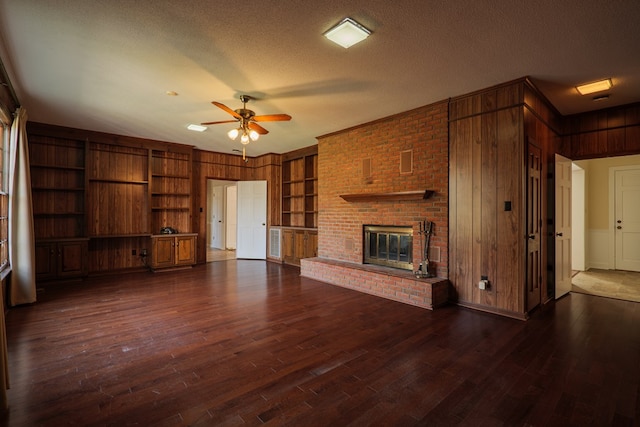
340,190,434,202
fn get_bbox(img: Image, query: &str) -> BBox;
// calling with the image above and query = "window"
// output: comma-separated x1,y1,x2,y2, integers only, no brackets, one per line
0,120,7,271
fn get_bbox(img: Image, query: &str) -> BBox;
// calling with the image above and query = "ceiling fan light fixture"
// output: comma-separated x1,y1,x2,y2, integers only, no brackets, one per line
227,128,239,140
576,78,612,95
324,17,371,48
249,129,260,141
240,132,250,144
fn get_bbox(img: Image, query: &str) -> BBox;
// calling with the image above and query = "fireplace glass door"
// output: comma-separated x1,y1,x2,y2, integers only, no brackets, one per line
364,225,413,270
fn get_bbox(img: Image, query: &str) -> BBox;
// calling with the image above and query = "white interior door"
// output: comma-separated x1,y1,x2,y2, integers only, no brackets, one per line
212,185,225,249
555,154,572,299
236,180,267,259
614,167,640,271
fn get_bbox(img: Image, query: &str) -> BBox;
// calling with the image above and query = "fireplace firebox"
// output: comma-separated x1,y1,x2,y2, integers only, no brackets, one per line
364,225,413,270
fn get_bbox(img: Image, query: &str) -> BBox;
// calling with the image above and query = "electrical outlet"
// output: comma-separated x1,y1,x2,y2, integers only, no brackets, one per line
478,279,489,290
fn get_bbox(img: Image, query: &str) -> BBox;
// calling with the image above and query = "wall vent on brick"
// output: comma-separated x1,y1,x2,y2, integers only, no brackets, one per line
362,158,372,183
400,150,413,174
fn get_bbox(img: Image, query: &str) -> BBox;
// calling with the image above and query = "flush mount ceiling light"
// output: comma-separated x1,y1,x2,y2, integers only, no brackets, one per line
576,78,612,95
324,17,371,48
187,124,207,132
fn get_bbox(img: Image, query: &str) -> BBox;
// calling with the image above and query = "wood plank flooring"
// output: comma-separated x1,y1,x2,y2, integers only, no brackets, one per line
2,261,639,426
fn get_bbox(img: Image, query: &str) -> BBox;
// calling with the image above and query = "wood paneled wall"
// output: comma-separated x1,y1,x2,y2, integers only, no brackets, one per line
449,78,562,318
561,103,640,159
28,123,286,273
449,81,527,317
191,150,282,264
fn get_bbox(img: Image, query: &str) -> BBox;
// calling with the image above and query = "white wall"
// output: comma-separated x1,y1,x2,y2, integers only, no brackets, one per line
571,165,585,271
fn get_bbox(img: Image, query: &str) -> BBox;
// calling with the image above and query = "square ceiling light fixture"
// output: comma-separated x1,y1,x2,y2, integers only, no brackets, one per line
324,17,371,48
187,124,208,132
576,78,612,95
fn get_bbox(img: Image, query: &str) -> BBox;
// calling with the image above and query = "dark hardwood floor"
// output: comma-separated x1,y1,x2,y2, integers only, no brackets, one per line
3,261,639,426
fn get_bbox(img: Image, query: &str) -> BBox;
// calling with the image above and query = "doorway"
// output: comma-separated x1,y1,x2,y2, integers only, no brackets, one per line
206,180,237,262
570,154,640,302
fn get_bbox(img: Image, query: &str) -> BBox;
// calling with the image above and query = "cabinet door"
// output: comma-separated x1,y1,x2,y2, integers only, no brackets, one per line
176,236,196,265
58,240,88,277
304,231,318,259
152,236,175,268
282,229,295,264
293,230,306,264
35,242,56,279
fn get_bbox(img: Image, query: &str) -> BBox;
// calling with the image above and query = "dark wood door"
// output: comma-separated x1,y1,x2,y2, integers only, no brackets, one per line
35,242,56,279
58,240,88,277
527,142,542,311
282,229,295,265
153,236,175,268
304,230,318,259
176,236,196,265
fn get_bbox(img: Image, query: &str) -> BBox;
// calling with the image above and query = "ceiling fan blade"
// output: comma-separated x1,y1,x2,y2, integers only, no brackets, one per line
252,114,292,122
200,119,238,125
248,122,269,135
212,101,242,119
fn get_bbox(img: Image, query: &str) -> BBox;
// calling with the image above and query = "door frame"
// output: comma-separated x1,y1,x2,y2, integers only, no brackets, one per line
526,140,543,311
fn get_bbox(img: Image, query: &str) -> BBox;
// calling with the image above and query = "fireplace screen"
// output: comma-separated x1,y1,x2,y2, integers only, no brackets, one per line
364,225,413,270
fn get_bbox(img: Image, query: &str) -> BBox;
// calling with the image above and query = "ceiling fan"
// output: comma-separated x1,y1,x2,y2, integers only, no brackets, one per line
201,95,291,159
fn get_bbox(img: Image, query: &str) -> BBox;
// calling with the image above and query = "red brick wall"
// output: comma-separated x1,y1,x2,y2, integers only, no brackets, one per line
316,100,449,278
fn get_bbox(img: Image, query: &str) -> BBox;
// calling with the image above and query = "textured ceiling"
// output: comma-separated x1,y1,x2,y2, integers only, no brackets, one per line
1,0,639,157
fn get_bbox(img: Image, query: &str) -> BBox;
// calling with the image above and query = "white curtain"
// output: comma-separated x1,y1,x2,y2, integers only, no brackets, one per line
8,107,36,306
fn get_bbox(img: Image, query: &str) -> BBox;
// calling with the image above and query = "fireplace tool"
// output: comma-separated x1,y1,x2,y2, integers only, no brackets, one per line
415,220,434,278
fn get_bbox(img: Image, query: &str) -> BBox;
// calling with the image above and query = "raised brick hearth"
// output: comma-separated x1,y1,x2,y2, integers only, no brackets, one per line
301,257,449,310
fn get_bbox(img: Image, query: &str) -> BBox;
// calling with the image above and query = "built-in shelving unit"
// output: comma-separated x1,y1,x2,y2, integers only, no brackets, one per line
29,136,86,239
86,143,149,237
150,149,192,235
282,147,318,229
281,145,318,266
28,124,199,279
29,135,89,280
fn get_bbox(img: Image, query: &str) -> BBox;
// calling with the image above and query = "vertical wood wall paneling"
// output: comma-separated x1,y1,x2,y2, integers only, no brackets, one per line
563,103,640,160
449,80,527,318
480,91,498,308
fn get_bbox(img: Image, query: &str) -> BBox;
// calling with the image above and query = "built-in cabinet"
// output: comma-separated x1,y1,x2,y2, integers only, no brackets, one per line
30,135,88,280
28,123,197,280
282,228,317,266
150,234,197,270
281,145,317,266
34,238,89,280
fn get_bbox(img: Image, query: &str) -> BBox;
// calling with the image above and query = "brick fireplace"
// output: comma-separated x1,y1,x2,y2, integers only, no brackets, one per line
300,100,450,309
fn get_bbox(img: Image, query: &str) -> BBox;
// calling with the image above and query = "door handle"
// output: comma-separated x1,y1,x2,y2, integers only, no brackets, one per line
556,232,563,237
617,226,622,230
617,220,622,223
528,234,535,240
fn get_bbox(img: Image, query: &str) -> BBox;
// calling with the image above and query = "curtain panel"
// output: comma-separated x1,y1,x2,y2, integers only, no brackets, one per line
8,107,36,306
